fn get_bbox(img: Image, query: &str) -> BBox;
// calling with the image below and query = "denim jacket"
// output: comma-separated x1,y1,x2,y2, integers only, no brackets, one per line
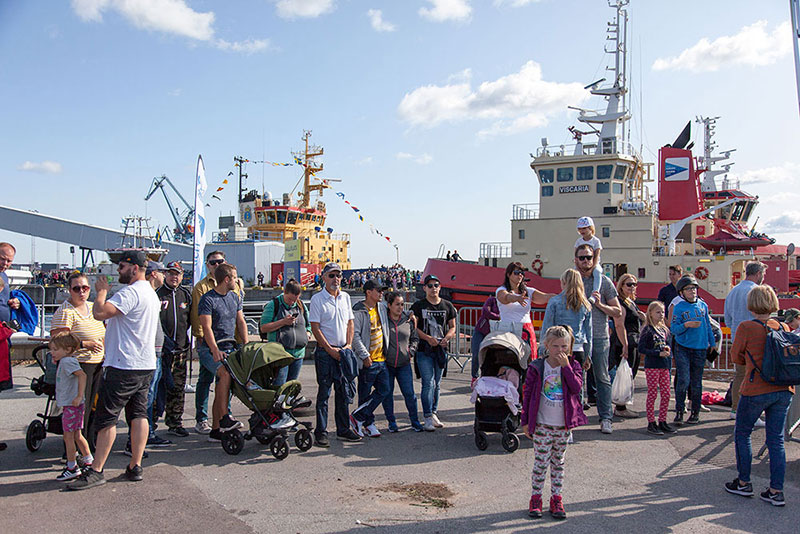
539,293,593,357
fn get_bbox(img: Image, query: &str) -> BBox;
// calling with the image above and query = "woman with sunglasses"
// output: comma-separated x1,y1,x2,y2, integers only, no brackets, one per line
609,273,646,418
50,271,106,444
496,262,553,356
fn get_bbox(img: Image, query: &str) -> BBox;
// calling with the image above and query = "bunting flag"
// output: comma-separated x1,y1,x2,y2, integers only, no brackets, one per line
358,215,364,222
336,192,345,199
222,179,228,184
293,156,304,166
212,195,221,201
331,189,394,244
216,187,223,192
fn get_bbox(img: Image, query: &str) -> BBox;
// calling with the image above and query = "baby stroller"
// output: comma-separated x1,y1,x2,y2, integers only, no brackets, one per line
26,344,63,452
218,340,313,459
473,331,529,453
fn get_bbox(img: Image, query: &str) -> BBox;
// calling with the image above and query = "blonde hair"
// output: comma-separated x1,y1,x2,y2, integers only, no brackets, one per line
561,269,590,312
0,276,4,292
543,325,574,355
645,301,666,329
577,225,596,236
50,331,81,354
747,285,779,315
616,273,638,304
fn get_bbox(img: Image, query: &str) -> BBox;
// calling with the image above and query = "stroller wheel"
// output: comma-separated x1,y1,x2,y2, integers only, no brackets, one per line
295,428,313,452
270,436,290,460
474,431,489,451
501,432,520,453
221,429,245,455
26,420,46,452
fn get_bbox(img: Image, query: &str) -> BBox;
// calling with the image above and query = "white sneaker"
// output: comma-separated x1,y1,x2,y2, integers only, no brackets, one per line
567,431,574,444
754,417,766,428
349,413,365,437
600,419,613,434
423,417,436,432
431,413,444,428
194,420,212,434
729,410,737,420
699,404,711,412
366,424,381,438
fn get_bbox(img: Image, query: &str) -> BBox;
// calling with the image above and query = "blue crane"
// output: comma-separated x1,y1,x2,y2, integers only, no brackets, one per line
144,174,194,244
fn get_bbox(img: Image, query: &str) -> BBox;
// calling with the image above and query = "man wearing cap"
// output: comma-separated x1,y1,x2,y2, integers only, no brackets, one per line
350,279,391,438
411,274,457,432
157,261,193,437
68,251,160,490
191,250,244,434
783,308,800,334
724,261,767,420
658,265,683,308
309,262,360,446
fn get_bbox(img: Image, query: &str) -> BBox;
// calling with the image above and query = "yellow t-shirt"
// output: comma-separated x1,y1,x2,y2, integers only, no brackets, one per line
50,300,106,364
368,306,384,362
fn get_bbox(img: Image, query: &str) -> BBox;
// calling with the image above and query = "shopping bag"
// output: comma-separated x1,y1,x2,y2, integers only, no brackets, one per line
611,359,634,406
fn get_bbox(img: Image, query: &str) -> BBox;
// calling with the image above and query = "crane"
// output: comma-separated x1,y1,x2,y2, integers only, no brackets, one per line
144,174,194,244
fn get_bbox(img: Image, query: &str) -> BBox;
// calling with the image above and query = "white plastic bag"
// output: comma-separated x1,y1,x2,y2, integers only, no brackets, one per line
611,359,634,406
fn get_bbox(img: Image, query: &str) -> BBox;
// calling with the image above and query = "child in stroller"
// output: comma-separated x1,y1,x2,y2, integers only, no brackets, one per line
471,331,529,452
216,339,313,459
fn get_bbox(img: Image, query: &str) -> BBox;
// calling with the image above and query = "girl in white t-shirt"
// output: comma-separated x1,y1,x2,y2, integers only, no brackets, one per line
496,262,553,356
575,216,604,303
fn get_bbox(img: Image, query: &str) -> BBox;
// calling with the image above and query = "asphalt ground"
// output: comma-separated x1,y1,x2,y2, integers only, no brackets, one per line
1,361,798,534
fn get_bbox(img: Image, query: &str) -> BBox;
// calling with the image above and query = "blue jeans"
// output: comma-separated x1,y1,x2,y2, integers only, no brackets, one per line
590,338,612,421
314,348,349,436
194,345,233,423
146,357,162,435
417,350,444,417
471,330,486,379
674,344,706,413
354,361,391,426
734,390,793,491
273,356,304,387
382,364,421,429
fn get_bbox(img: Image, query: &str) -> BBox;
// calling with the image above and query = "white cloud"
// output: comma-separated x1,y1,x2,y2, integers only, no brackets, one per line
71,0,267,53
398,60,587,137
419,0,471,22
763,211,800,234
168,88,182,97
652,20,791,72
396,152,433,165
367,9,396,32
18,161,63,174
275,0,335,19
356,156,373,166
737,162,800,186
493,0,541,6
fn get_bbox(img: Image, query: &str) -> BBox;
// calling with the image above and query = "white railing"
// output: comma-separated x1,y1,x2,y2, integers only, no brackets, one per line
479,242,512,259
512,203,539,220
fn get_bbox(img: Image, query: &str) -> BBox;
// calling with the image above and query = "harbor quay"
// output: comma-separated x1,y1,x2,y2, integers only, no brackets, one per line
1,362,797,534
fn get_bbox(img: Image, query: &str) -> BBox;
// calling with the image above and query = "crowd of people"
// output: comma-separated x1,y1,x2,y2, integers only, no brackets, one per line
339,265,421,291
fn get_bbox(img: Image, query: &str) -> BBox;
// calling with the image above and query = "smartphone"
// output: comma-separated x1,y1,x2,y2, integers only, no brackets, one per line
107,275,114,283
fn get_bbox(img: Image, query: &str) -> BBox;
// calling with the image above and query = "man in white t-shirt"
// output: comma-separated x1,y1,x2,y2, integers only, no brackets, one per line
67,251,160,491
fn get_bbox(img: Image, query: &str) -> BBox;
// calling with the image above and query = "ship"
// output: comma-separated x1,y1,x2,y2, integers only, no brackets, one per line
104,215,168,264
423,0,799,315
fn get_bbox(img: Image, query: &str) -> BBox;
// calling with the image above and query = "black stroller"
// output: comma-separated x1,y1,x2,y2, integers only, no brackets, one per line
26,344,63,452
473,331,529,453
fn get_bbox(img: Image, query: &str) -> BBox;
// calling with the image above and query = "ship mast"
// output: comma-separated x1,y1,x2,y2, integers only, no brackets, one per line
696,116,736,192
233,155,248,203
295,130,326,209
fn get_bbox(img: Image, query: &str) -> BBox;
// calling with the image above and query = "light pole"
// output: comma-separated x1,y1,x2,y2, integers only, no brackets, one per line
393,244,399,265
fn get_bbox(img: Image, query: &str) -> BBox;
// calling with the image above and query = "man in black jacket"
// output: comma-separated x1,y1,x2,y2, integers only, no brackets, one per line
157,261,193,437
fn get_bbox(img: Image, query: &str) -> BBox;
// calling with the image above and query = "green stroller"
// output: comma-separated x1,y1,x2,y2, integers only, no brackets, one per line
218,340,314,459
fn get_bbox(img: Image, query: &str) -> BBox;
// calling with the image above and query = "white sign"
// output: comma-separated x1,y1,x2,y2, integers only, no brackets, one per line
664,157,690,181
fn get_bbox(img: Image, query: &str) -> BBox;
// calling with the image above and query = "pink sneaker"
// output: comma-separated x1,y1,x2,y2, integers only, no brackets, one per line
528,494,542,518
549,494,566,520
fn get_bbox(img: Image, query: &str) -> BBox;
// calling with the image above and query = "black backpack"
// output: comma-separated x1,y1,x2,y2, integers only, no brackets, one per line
746,320,800,386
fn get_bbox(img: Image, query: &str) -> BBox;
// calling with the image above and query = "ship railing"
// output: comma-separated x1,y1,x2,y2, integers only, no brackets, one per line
478,242,512,260
535,141,641,159
512,203,539,220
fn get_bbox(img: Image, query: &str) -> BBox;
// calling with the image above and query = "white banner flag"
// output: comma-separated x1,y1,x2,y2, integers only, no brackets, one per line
192,155,208,288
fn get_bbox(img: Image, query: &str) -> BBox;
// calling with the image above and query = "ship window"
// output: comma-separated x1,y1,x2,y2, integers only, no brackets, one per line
537,169,554,183
287,212,298,225
266,211,276,224
542,185,554,197
577,166,594,181
602,226,610,238
615,165,627,180
277,210,286,224
597,165,613,180
742,201,755,221
597,182,610,194
256,212,266,224
557,168,574,182
518,229,526,240
612,182,623,194
292,232,298,239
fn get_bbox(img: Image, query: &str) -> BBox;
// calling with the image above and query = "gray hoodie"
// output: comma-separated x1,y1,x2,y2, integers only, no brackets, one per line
352,300,390,363
384,309,418,368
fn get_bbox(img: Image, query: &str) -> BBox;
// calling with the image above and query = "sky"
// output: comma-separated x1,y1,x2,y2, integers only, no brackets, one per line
1,0,799,270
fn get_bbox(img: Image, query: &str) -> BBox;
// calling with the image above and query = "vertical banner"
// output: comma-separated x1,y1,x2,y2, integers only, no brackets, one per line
192,155,208,288
283,239,301,286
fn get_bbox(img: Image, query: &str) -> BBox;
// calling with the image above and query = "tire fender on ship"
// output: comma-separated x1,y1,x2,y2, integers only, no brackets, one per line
531,259,543,276
694,266,709,280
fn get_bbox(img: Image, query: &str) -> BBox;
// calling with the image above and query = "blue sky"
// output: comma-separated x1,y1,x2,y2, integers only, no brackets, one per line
1,0,798,270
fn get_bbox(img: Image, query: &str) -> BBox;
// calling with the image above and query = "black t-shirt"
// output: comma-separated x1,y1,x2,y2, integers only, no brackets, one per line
411,298,457,353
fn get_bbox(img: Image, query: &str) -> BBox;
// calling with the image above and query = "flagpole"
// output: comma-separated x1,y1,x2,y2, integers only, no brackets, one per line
187,155,208,392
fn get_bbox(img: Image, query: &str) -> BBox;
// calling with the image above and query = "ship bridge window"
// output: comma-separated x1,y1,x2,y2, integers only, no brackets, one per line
277,210,286,224
537,169,554,183
612,182,623,194
615,165,627,180
266,211,276,224
731,201,748,222
542,185,554,197
742,201,755,221
577,166,594,181
256,212,266,224
557,168,574,182
287,212,298,225
597,182,610,194
597,165,613,180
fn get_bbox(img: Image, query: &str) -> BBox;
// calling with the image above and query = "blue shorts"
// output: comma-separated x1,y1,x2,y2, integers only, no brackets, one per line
198,344,235,376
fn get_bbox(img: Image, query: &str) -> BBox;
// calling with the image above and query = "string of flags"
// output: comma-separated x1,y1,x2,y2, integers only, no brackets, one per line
335,191,392,243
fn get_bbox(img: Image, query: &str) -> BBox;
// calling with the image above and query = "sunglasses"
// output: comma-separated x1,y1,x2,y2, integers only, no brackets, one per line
625,282,637,287
512,270,525,276
426,283,440,288
577,255,593,262
208,258,225,266
70,285,90,293
328,273,342,278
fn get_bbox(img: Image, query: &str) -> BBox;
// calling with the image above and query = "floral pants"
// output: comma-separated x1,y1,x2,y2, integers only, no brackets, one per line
645,368,671,423
531,423,570,496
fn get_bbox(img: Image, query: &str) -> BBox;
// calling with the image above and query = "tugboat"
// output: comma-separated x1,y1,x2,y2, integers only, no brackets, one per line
423,0,799,314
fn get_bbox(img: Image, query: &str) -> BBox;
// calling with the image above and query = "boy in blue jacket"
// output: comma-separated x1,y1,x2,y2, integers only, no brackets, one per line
670,274,715,425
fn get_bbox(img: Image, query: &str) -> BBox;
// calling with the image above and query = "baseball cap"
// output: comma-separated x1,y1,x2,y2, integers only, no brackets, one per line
116,250,148,267
322,262,342,275
165,261,184,272
363,279,387,292
423,274,440,285
146,261,165,276
783,308,800,323
577,216,594,229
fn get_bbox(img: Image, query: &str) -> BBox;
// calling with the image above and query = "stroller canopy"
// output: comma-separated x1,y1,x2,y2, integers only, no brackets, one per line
228,342,296,386
478,331,529,371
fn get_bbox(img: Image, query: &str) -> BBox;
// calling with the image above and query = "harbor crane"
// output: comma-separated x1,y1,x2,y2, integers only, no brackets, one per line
144,174,194,244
